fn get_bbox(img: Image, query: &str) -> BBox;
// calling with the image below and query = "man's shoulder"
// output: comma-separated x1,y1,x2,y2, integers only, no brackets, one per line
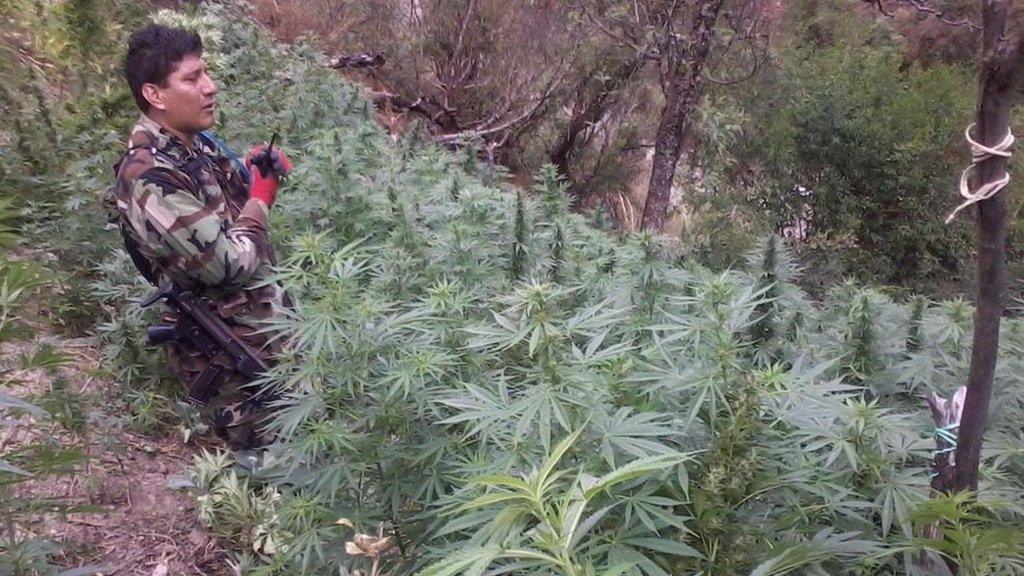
117,147,184,185
117,121,190,188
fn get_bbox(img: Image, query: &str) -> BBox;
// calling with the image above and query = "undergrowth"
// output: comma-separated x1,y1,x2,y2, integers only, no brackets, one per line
3,3,1023,576
150,8,1022,576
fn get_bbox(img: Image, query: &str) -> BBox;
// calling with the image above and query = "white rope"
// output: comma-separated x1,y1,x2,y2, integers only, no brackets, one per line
945,123,1014,224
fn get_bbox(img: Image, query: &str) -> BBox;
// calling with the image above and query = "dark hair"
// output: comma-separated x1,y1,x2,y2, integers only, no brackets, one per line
124,24,203,112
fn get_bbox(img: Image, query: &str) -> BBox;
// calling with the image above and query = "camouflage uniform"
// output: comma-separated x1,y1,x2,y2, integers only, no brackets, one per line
110,114,287,449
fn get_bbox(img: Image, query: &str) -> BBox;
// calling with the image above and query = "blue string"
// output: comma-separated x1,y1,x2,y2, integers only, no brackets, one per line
199,130,252,185
929,423,959,479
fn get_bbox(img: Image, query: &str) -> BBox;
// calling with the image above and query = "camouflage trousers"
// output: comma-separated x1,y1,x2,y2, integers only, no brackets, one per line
158,285,287,450
165,343,275,449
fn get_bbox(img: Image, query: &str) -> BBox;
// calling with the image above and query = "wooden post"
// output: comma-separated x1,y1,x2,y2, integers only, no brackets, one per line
919,388,966,573
952,0,1024,494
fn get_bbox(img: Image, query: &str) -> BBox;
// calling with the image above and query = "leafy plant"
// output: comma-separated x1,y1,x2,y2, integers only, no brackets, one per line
61,7,1024,576
0,224,95,576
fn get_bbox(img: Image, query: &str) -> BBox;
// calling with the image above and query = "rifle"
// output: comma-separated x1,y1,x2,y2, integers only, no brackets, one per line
142,283,273,407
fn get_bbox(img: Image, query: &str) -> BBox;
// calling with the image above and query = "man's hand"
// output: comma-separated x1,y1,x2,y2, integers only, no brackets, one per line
245,144,292,208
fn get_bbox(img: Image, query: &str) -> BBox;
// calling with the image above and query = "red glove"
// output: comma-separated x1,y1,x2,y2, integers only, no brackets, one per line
245,144,292,208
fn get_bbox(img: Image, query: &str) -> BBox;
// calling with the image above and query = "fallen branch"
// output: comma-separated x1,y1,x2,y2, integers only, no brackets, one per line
369,90,462,133
327,53,385,70
864,0,980,30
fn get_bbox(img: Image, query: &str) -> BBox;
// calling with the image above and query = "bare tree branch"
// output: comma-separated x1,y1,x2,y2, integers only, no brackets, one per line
433,95,548,142
453,0,478,64
573,0,659,59
434,57,568,144
369,90,462,132
866,0,981,31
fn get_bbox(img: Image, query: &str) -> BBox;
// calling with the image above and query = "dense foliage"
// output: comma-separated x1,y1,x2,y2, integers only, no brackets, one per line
245,0,1024,295
735,2,993,293
4,3,1024,576
111,9,1022,576
1,3,180,572
753,45,973,286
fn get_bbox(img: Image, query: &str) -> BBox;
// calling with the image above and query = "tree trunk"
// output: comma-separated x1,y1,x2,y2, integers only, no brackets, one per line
550,57,644,180
952,0,1024,494
550,90,605,178
639,0,727,232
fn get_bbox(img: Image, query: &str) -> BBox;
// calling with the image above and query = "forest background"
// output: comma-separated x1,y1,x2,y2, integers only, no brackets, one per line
3,0,1024,575
246,0,1023,298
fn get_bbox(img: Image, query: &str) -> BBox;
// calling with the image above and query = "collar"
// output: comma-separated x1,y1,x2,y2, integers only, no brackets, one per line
131,114,200,153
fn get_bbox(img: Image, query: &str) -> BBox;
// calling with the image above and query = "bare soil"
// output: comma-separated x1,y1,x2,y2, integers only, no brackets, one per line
2,333,234,576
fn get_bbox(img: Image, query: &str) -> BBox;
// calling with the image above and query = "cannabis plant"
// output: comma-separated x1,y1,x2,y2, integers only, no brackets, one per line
85,8,1024,576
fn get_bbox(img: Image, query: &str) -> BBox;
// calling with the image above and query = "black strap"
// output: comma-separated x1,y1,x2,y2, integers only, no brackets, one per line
121,224,160,286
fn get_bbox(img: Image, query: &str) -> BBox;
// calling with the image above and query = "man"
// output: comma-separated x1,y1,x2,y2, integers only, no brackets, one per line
110,24,291,449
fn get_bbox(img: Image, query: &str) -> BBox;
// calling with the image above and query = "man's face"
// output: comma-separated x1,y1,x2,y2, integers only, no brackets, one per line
143,53,218,136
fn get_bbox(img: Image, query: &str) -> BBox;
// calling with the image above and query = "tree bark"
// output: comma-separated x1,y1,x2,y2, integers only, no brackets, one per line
549,57,645,179
952,0,1024,494
640,0,728,232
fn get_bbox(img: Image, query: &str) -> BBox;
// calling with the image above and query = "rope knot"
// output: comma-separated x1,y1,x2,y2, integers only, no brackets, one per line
946,123,1014,224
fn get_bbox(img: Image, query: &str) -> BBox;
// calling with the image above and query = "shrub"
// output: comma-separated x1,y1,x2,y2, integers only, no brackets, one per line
61,7,1024,576
753,42,976,291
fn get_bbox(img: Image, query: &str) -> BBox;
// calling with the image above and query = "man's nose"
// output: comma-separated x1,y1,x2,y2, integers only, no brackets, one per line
201,73,217,96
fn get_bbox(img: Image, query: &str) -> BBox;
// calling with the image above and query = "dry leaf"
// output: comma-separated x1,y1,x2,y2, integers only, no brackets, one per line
344,533,398,558
336,517,355,528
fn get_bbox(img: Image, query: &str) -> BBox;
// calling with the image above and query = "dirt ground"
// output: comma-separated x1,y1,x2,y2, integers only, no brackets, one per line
2,333,234,576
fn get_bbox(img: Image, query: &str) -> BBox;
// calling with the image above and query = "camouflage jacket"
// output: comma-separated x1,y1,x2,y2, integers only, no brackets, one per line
111,114,286,342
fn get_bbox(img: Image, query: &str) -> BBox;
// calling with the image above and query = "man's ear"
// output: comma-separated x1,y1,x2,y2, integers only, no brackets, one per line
141,83,166,111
